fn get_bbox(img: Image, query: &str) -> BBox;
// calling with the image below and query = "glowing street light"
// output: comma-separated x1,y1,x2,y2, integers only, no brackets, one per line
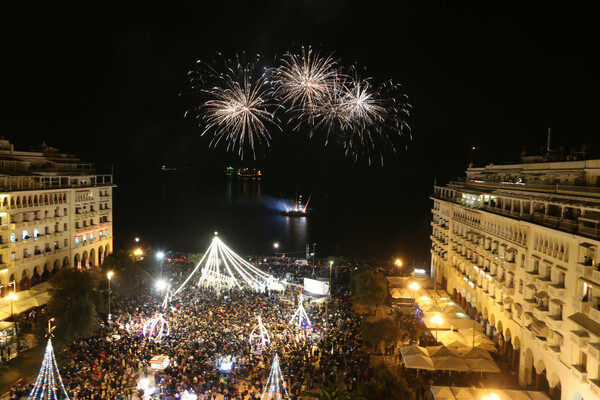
156,251,165,260
395,258,403,267
135,237,140,243
273,242,279,249
430,314,443,343
107,271,114,321
133,248,144,257
156,279,167,292
5,291,19,354
409,282,419,299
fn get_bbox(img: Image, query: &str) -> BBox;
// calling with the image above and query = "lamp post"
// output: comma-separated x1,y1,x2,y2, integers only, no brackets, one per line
156,251,165,279
107,271,114,322
430,314,443,343
5,291,19,355
325,260,333,315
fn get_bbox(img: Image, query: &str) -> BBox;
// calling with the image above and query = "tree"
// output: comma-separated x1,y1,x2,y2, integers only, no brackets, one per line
350,268,388,309
101,250,148,295
186,253,203,266
302,380,351,400
47,269,100,344
360,318,401,353
358,368,411,400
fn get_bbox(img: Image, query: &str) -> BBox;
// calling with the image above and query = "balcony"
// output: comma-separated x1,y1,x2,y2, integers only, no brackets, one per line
548,345,561,360
588,343,600,359
525,270,539,284
593,270,600,283
502,283,515,296
571,330,590,347
590,307,600,323
571,364,588,382
572,297,591,314
591,379,600,396
533,306,549,320
524,298,536,313
546,314,563,330
536,278,550,291
576,263,595,277
548,284,566,298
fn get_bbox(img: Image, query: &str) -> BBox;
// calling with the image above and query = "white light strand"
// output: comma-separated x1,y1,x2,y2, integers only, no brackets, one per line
143,314,170,342
28,339,70,400
289,294,311,327
261,353,290,400
249,315,270,353
172,235,285,295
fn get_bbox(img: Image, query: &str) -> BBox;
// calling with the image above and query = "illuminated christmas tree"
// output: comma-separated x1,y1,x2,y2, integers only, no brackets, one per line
29,322,70,400
261,353,290,400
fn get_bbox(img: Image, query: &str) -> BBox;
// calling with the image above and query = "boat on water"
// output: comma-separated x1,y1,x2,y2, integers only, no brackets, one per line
236,167,262,180
281,195,311,217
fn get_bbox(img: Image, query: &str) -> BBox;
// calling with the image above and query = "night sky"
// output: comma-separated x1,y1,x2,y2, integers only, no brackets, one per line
3,2,598,260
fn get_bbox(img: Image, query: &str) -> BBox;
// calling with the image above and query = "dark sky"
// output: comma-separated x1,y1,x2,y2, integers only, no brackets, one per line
3,2,598,258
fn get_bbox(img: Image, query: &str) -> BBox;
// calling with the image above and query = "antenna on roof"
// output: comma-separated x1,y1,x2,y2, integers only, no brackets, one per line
547,128,551,153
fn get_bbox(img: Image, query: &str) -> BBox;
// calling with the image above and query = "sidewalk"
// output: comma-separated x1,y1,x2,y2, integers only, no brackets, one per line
0,343,45,398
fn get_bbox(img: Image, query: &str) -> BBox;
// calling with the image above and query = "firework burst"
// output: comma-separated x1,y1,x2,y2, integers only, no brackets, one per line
187,54,280,158
272,47,339,123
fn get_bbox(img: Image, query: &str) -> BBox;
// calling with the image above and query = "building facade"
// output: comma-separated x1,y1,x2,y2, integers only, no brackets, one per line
431,159,600,400
0,139,114,297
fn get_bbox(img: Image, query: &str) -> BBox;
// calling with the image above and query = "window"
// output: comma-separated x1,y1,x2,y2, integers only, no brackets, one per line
519,280,524,294
10,233,16,242
11,252,15,261
99,230,103,238
63,223,67,231
82,234,87,242
74,236,79,245
104,229,108,237
22,230,29,240
33,228,40,238
90,232,94,240
64,239,68,247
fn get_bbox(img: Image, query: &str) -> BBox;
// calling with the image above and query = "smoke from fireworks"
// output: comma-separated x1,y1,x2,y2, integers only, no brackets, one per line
187,48,410,164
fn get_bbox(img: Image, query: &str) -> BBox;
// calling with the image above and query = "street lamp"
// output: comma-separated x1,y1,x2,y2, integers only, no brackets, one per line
5,291,20,355
409,282,419,299
395,258,403,267
107,271,114,321
430,314,443,343
156,251,164,260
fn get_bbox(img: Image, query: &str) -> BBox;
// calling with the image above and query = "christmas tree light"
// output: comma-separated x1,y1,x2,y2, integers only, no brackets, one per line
172,233,285,295
261,353,290,400
289,294,311,328
29,321,70,400
143,314,170,342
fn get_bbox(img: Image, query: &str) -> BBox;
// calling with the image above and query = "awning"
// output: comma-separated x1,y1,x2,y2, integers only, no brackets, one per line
580,242,597,249
569,312,600,337
550,298,564,306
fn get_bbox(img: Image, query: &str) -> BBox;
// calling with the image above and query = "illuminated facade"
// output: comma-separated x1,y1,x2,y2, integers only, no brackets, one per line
431,159,600,400
0,139,114,296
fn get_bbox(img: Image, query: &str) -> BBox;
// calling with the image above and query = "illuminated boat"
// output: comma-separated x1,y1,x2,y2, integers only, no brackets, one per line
281,195,311,217
237,167,262,180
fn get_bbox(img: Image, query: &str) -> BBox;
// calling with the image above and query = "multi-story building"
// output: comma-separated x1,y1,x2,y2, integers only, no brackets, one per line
0,139,114,297
431,158,600,400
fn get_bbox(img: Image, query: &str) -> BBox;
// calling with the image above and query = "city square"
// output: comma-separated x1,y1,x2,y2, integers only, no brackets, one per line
1,3,599,400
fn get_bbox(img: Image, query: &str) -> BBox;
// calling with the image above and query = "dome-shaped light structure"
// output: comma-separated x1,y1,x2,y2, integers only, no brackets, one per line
249,315,270,354
143,314,170,342
172,233,285,295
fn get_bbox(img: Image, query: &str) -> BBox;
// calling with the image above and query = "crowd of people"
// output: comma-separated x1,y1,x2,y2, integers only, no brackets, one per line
16,258,372,400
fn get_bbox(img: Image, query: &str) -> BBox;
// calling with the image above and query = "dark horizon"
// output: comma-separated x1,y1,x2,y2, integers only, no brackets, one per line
3,2,598,264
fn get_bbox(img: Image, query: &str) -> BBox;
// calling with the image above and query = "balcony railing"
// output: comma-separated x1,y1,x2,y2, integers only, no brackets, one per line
572,297,591,314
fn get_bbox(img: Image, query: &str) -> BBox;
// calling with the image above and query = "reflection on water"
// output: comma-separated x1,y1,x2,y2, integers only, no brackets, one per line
158,173,310,255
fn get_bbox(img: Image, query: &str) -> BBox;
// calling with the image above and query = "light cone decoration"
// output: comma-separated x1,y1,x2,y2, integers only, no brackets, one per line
249,315,270,353
289,294,311,327
29,339,70,400
261,353,290,400
172,232,285,295
161,284,170,310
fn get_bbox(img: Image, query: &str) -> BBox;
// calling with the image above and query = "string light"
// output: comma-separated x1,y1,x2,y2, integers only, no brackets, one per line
143,314,170,342
261,353,290,400
28,339,70,399
289,294,311,327
249,315,270,354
